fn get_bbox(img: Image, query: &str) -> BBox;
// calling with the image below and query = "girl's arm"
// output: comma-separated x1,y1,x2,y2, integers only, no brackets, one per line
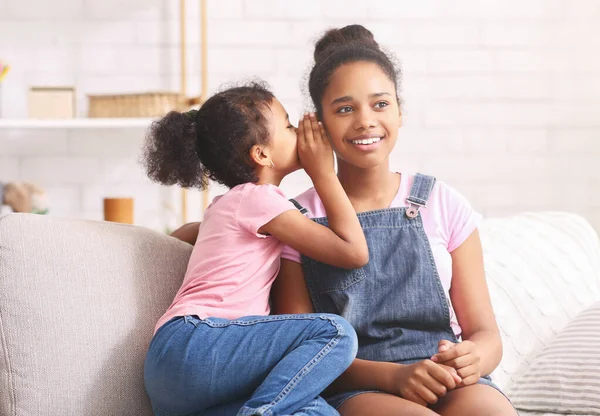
170,222,201,245
431,229,502,386
259,176,367,269
260,115,368,270
445,230,503,376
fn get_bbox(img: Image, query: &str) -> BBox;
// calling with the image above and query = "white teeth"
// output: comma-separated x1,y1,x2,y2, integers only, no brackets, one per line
351,137,382,145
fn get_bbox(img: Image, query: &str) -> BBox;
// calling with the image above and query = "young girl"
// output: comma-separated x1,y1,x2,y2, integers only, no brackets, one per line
271,26,518,416
142,82,369,416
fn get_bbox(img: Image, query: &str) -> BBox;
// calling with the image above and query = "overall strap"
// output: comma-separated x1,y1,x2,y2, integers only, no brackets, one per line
289,199,308,215
406,173,436,219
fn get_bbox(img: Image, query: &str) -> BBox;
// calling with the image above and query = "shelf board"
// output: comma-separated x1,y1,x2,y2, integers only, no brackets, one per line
0,118,155,129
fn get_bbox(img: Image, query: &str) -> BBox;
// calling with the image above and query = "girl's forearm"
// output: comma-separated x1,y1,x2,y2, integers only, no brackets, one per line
170,222,201,245
325,358,397,396
465,329,503,376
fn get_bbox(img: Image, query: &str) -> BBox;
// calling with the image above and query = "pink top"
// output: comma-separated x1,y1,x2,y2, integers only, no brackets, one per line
155,183,296,333
281,173,482,336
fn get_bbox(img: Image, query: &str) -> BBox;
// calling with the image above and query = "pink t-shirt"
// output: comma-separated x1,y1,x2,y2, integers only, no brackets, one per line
280,173,482,336
155,183,296,333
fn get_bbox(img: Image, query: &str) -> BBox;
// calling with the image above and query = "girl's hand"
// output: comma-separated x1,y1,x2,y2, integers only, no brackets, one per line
297,113,334,181
431,340,482,386
387,360,462,406
259,114,368,270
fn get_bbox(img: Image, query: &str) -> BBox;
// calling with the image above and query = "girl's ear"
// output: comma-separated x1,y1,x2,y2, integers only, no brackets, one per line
249,144,272,168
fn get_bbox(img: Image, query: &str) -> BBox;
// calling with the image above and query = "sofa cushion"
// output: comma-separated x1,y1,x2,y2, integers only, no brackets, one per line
508,301,600,414
481,212,600,390
0,214,192,416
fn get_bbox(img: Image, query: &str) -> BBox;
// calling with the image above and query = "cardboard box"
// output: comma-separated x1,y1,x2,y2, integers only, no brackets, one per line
28,87,76,119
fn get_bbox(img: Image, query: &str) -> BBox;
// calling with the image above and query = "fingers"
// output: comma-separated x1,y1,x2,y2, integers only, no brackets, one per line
319,121,327,141
422,376,448,398
416,386,441,405
297,115,305,144
440,364,462,386
457,364,479,380
438,354,473,370
403,390,428,407
431,349,458,363
401,361,461,407
431,363,459,390
297,112,324,143
302,113,315,144
403,379,439,406
460,373,480,386
432,341,471,363
309,113,322,142
438,339,455,353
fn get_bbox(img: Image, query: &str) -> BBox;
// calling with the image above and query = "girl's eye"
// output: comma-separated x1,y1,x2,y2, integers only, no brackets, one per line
336,106,353,114
287,124,295,129
374,101,389,109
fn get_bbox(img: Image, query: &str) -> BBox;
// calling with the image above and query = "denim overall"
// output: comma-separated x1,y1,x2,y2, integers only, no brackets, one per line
297,174,503,409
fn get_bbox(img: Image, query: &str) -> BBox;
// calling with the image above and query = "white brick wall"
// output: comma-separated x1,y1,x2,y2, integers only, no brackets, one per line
0,0,599,232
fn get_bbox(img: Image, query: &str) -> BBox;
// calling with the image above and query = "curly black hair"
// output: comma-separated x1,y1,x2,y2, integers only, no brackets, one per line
308,24,402,118
141,81,275,189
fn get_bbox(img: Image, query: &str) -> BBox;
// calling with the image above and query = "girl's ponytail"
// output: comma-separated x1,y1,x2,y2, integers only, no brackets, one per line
142,110,208,189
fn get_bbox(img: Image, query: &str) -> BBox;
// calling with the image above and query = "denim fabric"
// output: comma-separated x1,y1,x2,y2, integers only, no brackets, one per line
300,174,506,408
144,313,357,416
302,174,456,365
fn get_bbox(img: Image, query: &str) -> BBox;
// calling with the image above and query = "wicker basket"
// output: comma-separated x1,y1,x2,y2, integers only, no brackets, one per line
87,92,201,118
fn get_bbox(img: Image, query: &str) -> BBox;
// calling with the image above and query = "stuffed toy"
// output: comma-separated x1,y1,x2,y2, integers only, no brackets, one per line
0,181,48,215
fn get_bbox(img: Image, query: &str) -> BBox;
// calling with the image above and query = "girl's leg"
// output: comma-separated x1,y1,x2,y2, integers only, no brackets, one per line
338,393,439,416
235,314,356,415
203,396,339,416
144,314,357,416
431,384,517,416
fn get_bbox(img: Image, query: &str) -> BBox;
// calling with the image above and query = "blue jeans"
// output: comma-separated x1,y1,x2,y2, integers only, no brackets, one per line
144,314,358,416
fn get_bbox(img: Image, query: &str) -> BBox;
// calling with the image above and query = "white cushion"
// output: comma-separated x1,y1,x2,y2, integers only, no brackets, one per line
481,212,600,390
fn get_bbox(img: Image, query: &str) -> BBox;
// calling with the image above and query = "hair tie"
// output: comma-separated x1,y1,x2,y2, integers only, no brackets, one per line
184,109,198,121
